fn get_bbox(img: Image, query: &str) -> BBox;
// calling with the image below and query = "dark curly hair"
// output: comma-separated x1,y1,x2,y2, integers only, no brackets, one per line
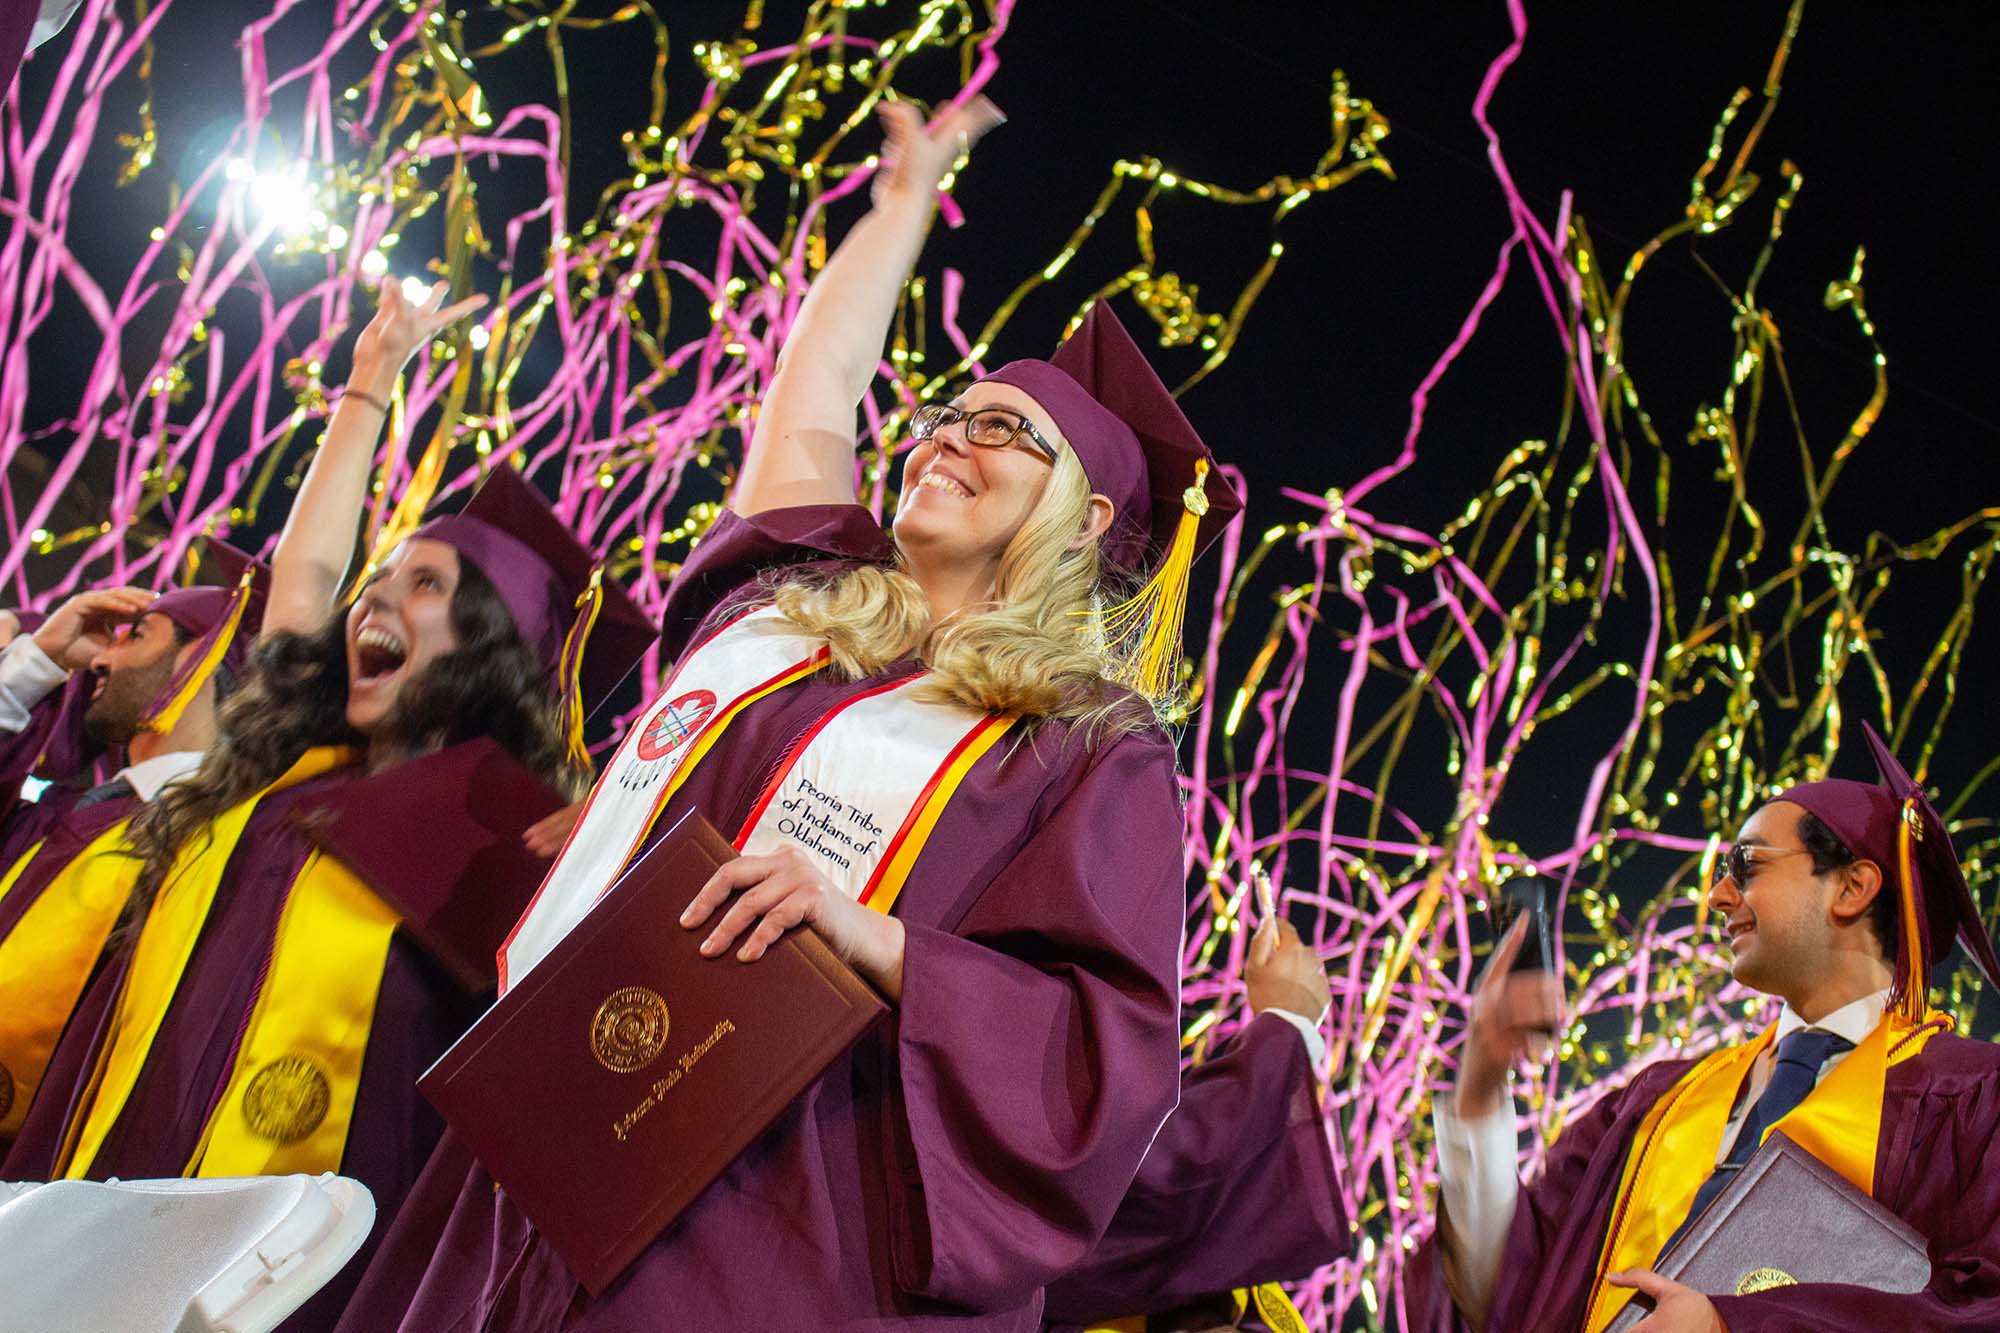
1797,808,1900,966
121,558,585,931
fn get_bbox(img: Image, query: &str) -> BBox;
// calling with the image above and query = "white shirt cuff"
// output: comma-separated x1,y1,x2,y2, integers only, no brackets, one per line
0,636,70,734
1260,1006,1328,1068
1433,1089,1520,1319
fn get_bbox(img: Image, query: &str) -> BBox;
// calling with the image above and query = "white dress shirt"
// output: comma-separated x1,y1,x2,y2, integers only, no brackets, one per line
1432,986,1891,1319
0,635,70,733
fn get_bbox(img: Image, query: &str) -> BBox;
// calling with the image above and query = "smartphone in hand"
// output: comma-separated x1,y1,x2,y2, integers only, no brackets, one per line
1492,878,1558,1032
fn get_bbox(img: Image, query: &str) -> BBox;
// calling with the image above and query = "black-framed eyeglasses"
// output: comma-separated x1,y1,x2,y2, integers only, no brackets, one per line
1709,844,1812,887
909,402,1059,464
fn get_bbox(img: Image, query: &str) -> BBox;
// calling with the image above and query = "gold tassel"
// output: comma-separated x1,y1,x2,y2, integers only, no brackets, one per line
1093,458,1208,701
1893,797,1929,1024
137,566,255,735
557,565,606,773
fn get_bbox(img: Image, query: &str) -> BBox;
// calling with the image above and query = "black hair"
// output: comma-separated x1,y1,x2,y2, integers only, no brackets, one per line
1798,808,1900,965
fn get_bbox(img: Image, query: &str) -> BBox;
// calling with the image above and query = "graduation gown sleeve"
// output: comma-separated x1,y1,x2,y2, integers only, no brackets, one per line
885,724,1188,1308
1401,1060,1690,1333
1041,1012,1350,1324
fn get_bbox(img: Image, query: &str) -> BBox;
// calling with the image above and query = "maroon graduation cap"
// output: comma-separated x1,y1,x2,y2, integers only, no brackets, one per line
137,537,270,734
1777,722,2000,1021
298,736,566,992
983,303,1242,699
412,467,656,761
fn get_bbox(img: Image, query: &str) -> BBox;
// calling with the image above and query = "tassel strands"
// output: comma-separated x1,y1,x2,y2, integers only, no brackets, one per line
1095,458,1210,701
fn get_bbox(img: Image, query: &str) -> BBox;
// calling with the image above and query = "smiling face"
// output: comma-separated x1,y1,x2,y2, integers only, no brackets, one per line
344,537,463,733
1706,800,1842,996
82,611,187,746
892,381,1064,596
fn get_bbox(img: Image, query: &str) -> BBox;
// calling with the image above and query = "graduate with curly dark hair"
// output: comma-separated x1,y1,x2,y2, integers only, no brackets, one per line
3,280,652,1329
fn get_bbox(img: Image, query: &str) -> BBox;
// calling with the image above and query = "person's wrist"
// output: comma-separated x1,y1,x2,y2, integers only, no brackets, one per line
346,358,402,400
1455,1066,1506,1119
29,622,65,664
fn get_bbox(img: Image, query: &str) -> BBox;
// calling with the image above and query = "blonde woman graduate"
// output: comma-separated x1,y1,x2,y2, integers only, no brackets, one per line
336,97,1245,1332
3,281,652,1327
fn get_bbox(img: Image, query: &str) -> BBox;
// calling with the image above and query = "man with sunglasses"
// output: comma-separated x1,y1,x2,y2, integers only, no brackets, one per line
1407,724,2000,1331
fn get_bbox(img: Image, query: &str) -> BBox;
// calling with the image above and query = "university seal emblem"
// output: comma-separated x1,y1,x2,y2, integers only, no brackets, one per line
242,1054,331,1143
592,986,670,1073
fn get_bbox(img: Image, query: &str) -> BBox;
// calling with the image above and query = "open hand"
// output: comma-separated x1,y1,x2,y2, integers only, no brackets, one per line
1607,1269,1726,1332
871,94,1005,204
31,587,155,671
350,279,488,391
680,845,905,998
1456,913,1563,1117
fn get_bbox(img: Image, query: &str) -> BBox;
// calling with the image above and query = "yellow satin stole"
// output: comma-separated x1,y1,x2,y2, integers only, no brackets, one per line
1581,1012,1946,1332
0,820,139,1137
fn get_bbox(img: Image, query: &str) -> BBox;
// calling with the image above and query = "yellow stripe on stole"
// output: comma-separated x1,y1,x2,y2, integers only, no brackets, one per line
0,821,138,1138
58,746,363,1179
1581,1013,1944,1332
859,712,1018,918
189,851,399,1176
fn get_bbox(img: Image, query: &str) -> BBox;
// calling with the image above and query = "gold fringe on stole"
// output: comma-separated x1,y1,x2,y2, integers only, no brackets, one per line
1092,459,1210,701
0,822,139,1137
137,564,256,735
189,852,399,1176
56,746,364,1178
557,566,607,772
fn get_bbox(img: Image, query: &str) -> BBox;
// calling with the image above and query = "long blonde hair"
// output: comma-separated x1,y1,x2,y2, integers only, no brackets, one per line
771,448,1157,738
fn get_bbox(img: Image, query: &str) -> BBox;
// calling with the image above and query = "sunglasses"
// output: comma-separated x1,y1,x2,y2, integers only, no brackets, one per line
1709,844,1812,887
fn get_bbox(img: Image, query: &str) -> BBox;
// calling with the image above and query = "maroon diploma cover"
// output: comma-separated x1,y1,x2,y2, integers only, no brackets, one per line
417,809,890,1295
297,737,565,991
1606,1131,1931,1331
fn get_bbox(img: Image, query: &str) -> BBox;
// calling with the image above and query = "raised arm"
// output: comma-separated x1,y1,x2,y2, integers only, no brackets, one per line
264,280,486,635
731,96,1003,517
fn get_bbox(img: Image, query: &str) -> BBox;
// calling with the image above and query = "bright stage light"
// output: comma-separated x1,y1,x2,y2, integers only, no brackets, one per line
359,249,389,279
400,275,435,303
248,167,313,234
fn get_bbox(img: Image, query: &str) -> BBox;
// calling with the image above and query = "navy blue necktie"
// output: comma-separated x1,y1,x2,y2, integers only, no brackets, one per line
73,776,135,809
1659,1028,1855,1258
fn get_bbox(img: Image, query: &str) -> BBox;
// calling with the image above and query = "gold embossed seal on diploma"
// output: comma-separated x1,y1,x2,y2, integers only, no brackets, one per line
418,809,889,1296
591,986,670,1073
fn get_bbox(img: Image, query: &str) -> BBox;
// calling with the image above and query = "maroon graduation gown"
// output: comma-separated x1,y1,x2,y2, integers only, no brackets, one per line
1,759,481,1332
1041,1013,1350,1330
335,503,1189,1333
1403,1032,2000,1331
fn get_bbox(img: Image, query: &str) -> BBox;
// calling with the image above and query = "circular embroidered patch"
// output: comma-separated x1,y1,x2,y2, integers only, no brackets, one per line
242,1054,332,1144
634,690,719,763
